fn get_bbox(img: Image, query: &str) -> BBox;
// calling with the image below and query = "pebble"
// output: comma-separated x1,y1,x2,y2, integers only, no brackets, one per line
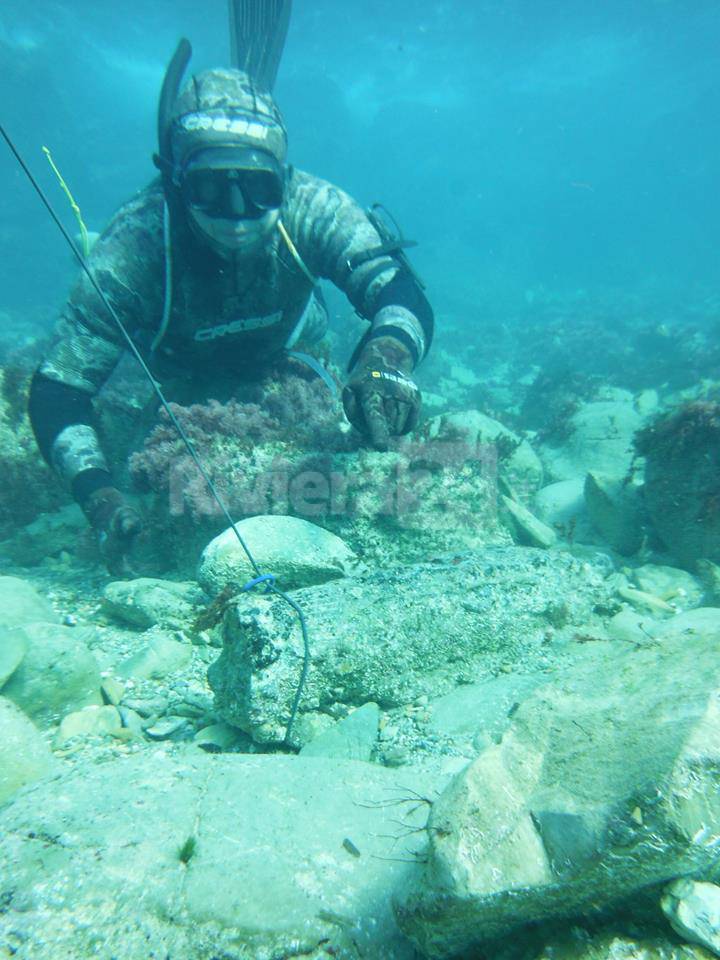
121,697,169,718
101,678,125,706
145,716,192,741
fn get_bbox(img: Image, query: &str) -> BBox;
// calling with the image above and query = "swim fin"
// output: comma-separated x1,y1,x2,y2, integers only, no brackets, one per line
228,0,292,92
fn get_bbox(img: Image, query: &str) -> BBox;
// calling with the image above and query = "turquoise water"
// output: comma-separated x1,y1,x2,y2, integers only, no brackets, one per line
2,0,719,323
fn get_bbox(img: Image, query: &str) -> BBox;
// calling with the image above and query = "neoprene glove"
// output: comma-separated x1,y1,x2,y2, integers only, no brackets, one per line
82,486,142,577
342,336,421,451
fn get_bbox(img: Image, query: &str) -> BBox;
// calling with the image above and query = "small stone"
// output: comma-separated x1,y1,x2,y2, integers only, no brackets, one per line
382,745,410,767
117,707,145,738
145,716,191,740
300,703,380,761
194,722,245,751
100,678,125,706
54,705,123,747
117,636,192,681
502,496,557,548
121,696,169,718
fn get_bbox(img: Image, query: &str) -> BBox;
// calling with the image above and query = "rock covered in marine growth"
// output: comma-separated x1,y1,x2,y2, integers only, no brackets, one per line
419,409,544,500
636,401,720,565
395,621,720,957
0,748,448,959
197,514,365,595
208,546,613,744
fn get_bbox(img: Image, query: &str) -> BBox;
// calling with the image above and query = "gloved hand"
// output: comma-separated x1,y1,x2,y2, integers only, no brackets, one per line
342,336,421,450
82,486,142,577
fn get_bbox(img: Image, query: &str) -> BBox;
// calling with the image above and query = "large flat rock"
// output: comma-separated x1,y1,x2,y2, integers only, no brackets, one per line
0,748,448,959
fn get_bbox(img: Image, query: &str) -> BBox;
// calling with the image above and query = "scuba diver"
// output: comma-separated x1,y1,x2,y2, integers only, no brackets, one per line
27,1,434,574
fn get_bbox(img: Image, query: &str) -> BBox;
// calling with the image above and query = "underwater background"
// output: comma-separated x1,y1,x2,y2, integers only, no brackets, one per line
3,0,720,335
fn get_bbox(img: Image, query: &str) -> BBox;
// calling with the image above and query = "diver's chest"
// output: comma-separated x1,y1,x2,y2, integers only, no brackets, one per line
173,260,302,345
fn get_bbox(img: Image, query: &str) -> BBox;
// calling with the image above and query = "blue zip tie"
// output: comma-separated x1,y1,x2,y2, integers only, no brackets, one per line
241,573,276,593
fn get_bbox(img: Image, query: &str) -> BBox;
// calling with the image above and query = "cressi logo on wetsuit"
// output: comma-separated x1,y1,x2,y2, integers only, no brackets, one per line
193,310,283,341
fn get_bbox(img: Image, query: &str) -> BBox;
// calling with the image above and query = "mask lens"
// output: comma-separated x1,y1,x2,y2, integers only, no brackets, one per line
241,170,284,210
182,167,283,220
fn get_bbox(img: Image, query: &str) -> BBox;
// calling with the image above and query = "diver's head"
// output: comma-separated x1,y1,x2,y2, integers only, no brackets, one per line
168,67,287,255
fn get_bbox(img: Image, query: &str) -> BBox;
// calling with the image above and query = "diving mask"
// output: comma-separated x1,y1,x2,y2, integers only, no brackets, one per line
178,147,284,221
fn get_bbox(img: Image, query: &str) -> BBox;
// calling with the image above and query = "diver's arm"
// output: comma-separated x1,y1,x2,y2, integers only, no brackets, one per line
285,170,434,446
27,202,159,572
28,371,113,502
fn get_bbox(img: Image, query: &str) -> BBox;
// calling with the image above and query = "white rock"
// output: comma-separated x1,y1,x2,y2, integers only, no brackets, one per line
662,878,720,955
198,514,364,596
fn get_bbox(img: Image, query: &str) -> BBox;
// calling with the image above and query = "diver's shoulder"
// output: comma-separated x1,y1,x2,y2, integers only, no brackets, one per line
102,179,165,243
284,167,355,216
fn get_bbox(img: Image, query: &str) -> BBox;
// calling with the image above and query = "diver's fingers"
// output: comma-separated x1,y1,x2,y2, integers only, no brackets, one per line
384,398,412,435
363,391,391,451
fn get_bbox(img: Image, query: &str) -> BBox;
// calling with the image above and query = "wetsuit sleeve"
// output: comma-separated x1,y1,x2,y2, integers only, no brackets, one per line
286,171,434,370
29,191,162,503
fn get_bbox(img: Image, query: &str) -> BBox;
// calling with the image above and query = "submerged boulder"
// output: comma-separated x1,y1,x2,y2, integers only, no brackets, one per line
0,575,58,628
636,401,720,566
2,622,101,726
0,696,55,804
102,578,204,629
208,547,613,744
541,388,644,483
584,471,643,556
396,627,720,957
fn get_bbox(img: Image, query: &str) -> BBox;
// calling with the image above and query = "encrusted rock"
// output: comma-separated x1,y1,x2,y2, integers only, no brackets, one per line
208,547,613,743
421,409,543,500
